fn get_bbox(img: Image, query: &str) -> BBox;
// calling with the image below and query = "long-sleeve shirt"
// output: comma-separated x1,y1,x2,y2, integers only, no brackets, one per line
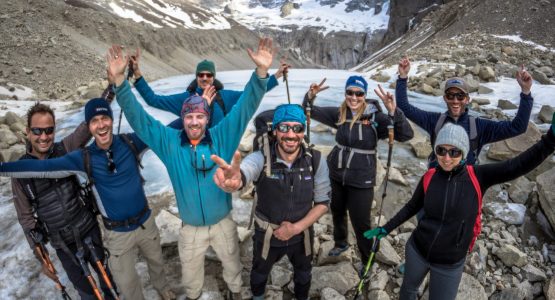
395,77,533,164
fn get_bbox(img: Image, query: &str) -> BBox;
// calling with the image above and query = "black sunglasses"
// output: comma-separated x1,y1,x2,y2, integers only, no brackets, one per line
345,90,365,97
445,92,467,101
435,145,463,158
276,123,305,133
30,127,55,135
106,149,117,174
197,73,214,79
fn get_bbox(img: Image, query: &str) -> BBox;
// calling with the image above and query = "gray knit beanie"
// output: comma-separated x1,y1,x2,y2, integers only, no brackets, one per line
434,123,469,159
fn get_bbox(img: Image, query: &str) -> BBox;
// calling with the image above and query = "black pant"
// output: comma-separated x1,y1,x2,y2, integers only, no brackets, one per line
330,179,373,264
250,237,312,300
54,225,118,300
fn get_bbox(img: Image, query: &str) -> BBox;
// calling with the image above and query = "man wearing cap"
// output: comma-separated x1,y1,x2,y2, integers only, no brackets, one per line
211,104,331,300
107,38,276,299
0,99,175,300
130,49,289,128
396,58,534,166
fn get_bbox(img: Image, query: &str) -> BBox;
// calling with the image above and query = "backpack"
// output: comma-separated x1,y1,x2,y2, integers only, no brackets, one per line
422,165,482,251
82,133,145,214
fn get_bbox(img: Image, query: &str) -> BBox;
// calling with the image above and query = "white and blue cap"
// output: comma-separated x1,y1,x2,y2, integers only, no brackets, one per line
345,75,368,94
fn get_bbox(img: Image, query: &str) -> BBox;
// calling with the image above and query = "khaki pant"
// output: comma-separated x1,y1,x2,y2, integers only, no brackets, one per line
103,213,169,300
178,214,242,299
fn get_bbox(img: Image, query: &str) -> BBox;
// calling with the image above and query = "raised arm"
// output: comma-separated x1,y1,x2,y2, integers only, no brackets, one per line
374,84,414,142
302,78,339,128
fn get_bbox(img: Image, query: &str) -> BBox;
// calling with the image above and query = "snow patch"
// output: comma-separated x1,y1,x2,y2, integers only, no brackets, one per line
492,34,555,53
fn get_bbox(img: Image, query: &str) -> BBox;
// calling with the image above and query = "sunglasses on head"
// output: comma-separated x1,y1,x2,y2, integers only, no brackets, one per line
197,73,213,79
435,145,463,158
106,149,117,174
276,123,305,133
445,92,467,101
345,90,365,97
30,127,55,135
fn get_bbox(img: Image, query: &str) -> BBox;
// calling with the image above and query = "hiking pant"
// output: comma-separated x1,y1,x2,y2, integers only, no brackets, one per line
55,225,118,300
330,179,373,264
400,238,465,300
250,238,312,300
103,213,170,300
178,214,242,299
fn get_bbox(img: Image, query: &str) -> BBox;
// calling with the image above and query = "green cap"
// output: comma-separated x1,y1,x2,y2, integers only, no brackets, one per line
196,60,216,77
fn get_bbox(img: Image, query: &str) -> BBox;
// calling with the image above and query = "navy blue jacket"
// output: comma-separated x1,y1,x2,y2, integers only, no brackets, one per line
395,77,533,165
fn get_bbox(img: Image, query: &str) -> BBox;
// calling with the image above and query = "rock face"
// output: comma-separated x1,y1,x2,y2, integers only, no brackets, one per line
537,167,555,231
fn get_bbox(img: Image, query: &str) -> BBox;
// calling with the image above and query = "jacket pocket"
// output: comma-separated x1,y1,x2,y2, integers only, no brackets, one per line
456,220,465,248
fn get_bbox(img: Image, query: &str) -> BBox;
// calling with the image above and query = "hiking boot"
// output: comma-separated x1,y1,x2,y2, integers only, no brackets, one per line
328,244,349,256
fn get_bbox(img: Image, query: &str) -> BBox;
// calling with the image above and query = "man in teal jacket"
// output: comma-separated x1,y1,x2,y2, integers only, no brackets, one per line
107,38,276,300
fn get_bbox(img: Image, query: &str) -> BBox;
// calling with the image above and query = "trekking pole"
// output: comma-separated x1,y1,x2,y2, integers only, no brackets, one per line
283,68,291,104
117,56,135,134
305,97,312,145
75,249,104,300
353,119,395,300
30,230,72,300
84,237,120,300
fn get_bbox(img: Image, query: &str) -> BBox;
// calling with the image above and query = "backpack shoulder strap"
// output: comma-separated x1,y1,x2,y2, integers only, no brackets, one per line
422,168,437,193
432,113,448,143
82,148,94,185
214,92,227,116
466,165,482,251
309,148,321,176
120,134,144,169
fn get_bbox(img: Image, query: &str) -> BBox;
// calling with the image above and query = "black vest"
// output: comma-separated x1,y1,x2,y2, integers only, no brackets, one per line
254,144,320,246
17,143,97,249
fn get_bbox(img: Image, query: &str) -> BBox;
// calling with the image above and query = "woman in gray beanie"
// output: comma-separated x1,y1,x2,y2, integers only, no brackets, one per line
364,117,555,300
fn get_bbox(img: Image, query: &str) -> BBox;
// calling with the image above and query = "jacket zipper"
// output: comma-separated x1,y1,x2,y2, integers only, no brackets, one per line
193,145,206,225
426,172,451,260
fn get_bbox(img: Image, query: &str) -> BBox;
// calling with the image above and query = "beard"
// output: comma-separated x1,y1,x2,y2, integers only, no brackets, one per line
277,136,301,154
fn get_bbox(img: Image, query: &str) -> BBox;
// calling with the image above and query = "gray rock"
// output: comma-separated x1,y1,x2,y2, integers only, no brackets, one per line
367,290,390,300
497,99,518,110
495,244,528,267
320,287,345,300
483,202,526,225
309,262,358,297
369,269,389,290
371,72,391,83
270,265,292,287
539,66,554,77
487,122,542,161
522,264,547,282
396,232,412,246
376,238,401,266
537,167,555,232
280,1,295,17
23,67,33,75
473,97,491,105
0,127,19,145
399,222,416,233
317,240,351,266
0,144,25,162
419,83,434,95
490,287,528,300
314,222,327,237
4,111,23,126
507,176,534,204
478,85,494,94
421,272,487,300
462,74,480,93
479,66,496,81
532,70,552,84
539,105,554,123
312,123,331,133
154,209,182,246
9,122,26,134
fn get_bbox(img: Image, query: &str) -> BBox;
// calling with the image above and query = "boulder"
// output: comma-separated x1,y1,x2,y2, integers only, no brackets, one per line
0,127,19,145
522,264,547,282
270,265,292,287
154,209,182,245
317,240,352,266
367,290,390,300
502,46,515,56
419,83,434,95
472,98,491,105
495,244,528,267
487,122,542,161
477,85,494,94
479,66,496,81
537,167,555,232
483,202,526,225
371,72,391,83
369,269,389,291
9,122,26,134
490,288,528,300
545,276,555,300
507,176,534,204
4,111,24,126
0,144,25,162
539,66,554,77
376,238,401,266
532,70,552,84
497,99,518,110
421,272,487,300
388,167,408,186
462,74,480,93
320,287,346,300
309,262,358,297
538,105,554,123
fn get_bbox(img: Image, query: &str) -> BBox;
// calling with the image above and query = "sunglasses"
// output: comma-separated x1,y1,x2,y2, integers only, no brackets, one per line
197,73,214,79
106,149,117,174
435,145,463,158
276,123,305,133
345,90,365,97
445,92,467,101
30,127,55,135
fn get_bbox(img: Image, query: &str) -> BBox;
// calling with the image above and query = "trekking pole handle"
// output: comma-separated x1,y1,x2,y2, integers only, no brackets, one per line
387,125,394,146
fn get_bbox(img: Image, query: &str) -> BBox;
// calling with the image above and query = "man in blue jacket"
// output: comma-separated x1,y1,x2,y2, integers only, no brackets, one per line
107,38,276,300
129,49,288,128
396,58,534,166
0,99,175,300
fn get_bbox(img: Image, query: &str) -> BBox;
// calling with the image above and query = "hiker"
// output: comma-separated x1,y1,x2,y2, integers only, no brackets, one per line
1,99,175,300
129,48,289,128
11,88,118,299
212,104,331,300
396,57,533,166
302,77,413,268
106,37,276,300
364,118,555,300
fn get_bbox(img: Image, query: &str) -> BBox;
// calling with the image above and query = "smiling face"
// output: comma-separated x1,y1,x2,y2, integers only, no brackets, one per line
443,87,469,118
344,87,366,112
436,144,463,171
89,115,113,150
26,112,55,159
196,72,214,91
274,121,305,156
183,112,208,141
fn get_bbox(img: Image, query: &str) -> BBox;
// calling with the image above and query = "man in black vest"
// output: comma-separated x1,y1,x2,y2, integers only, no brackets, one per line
12,100,117,299
212,104,330,300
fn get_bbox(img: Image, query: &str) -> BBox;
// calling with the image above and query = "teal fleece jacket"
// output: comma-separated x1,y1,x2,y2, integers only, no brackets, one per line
115,71,268,226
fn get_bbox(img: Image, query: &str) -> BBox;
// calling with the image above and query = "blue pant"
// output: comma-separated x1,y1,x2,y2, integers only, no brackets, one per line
400,238,465,300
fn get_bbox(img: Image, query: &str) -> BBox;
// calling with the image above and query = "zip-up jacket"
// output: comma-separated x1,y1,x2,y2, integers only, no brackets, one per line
134,74,278,128
395,77,533,164
303,93,414,188
1,134,151,232
116,71,269,226
383,130,555,264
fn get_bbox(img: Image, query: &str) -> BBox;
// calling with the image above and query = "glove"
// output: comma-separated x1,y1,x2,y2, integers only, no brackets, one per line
363,227,387,240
